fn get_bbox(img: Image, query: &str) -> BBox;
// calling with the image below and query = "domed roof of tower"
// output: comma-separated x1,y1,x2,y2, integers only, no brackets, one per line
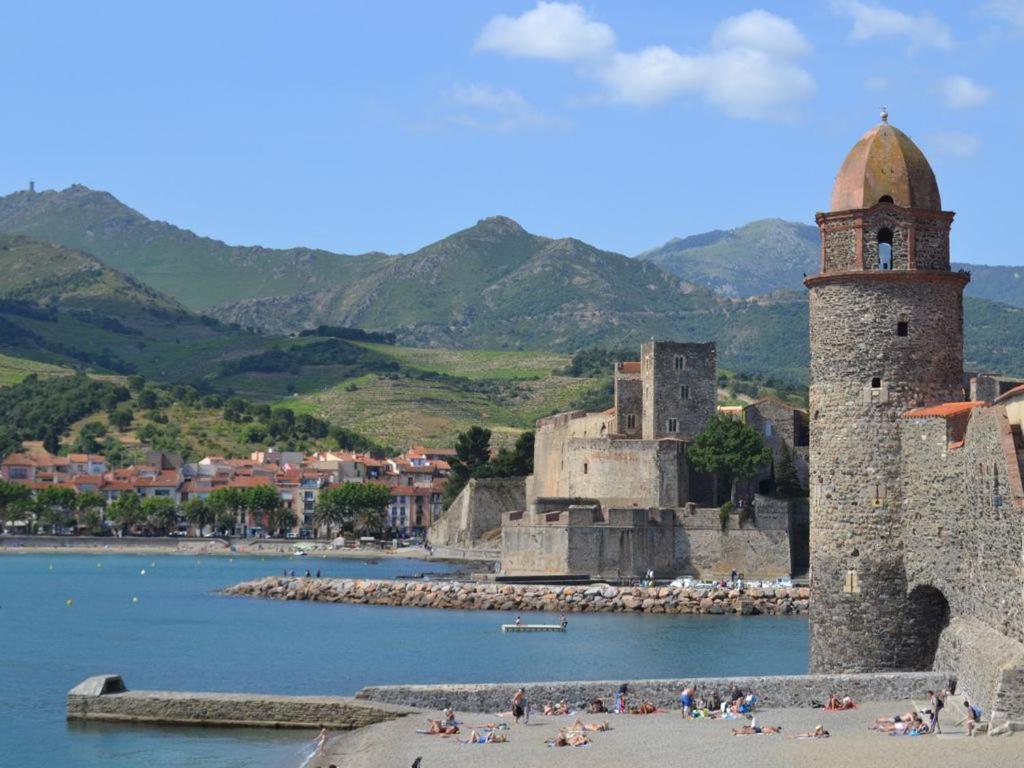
830,115,941,212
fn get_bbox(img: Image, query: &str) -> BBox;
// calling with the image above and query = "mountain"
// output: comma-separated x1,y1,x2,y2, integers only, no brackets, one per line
213,216,721,349
637,219,821,298
0,185,382,310
638,218,1024,309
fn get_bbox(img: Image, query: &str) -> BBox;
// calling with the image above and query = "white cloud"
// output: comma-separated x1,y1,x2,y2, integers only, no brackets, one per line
712,9,812,57
864,76,888,92
936,75,992,110
982,0,1024,31
443,84,569,133
475,2,615,61
926,130,983,158
832,0,954,50
475,5,816,120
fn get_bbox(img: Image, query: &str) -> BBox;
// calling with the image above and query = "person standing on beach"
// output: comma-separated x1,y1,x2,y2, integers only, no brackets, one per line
512,688,526,724
928,689,945,734
315,727,329,755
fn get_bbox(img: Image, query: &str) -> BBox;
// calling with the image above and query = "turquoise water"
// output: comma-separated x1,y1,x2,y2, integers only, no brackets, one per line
1,554,808,767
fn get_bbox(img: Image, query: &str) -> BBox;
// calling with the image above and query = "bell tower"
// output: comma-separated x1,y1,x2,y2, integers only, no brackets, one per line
806,112,969,672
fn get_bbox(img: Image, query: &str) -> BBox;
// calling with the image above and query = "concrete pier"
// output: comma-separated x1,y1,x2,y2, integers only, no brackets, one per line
67,675,416,729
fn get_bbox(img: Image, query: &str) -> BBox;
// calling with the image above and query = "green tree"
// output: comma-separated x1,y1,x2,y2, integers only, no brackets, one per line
76,490,106,532
35,486,78,533
352,483,390,537
182,497,213,536
244,485,282,532
107,492,144,534
73,422,108,454
688,414,772,505
109,407,134,431
141,497,178,535
268,505,297,537
315,484,355,539
207,487,245,535
82,507,104,535
0,480,32,530
136,389,159,409
490,431,534,477
443,426,493,507
773,442,806,498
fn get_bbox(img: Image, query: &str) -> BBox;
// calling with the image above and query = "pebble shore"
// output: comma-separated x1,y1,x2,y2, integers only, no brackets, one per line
223,576,811,615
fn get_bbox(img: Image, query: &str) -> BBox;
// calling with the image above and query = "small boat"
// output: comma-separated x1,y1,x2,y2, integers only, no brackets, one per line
501,623,567,633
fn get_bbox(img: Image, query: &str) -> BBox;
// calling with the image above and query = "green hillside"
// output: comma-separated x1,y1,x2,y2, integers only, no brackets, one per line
637,219,820,298
0,185,382,309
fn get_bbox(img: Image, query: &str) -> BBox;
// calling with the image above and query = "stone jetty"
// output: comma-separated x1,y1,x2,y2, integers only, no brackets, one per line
223,576,810,615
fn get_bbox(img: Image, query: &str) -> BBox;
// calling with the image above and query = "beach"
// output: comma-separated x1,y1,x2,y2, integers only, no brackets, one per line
317,701,1018,768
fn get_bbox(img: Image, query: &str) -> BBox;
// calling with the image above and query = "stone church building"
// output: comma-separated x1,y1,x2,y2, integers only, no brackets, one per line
807,113,1024,726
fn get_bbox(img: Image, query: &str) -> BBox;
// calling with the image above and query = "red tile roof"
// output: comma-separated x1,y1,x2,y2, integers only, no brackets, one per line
995,384,1024,404
617,361,641,373
902,401,986,419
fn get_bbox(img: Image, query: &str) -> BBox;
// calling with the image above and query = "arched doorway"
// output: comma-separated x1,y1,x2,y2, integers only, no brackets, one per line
905,585,951,669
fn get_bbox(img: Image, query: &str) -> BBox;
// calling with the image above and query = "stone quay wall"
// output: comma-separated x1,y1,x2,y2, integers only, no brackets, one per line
356,672,951,713
224,576,810,616
67,675,415,729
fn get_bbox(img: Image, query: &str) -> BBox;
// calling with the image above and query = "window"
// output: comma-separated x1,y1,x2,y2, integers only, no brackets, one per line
680,385,690,399
667,418,679,433
878,195,894,204
897,320,908,337
674,356,685,370
583,462,588,474
626,414,636,429
871,377,882,389
764,421,774,438
844,569,861,594
877,228,893,270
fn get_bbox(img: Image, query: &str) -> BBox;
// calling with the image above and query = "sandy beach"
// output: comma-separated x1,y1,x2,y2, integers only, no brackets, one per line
316,700,1018,768
0,538,435,560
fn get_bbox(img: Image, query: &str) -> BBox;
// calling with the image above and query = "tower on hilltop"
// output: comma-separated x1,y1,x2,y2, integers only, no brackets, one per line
806,113,969,672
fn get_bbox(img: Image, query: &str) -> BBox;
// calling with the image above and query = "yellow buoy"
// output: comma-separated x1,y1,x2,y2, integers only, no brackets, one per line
65,598,73,607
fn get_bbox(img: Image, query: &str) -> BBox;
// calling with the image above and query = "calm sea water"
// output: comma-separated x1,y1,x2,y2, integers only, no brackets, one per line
0,553,807,767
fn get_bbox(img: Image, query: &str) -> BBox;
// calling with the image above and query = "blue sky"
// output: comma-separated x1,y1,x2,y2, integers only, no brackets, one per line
0,1,1021,265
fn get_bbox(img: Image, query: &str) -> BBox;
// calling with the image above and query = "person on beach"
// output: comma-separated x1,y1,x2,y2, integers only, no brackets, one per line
732,715,781,735
788,724,829,740
458,728,507,744
679,686,695,718
927,689,946,734
588,698,608,714
512,688,527,724
569,718,610,732
548,729,590,747
964,700,982,736
315,728,329,755
614,683,629,713
424,719,459,735
442,704,456,728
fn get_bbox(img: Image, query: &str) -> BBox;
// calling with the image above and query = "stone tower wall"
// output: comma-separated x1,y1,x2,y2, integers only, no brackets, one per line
614,369,642,437
807,272,967,673
640,341,716,442
817,207,952,274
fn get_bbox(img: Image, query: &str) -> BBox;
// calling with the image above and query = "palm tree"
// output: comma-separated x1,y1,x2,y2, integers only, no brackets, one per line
182,498,213,536
268,505,297,538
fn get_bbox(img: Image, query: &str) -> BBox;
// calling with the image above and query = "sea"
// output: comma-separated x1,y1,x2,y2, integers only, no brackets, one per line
0,553,808,767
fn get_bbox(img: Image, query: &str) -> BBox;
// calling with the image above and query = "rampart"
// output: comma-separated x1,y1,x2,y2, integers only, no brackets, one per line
428,476,525,551
355,672,950,713
66,675,415,729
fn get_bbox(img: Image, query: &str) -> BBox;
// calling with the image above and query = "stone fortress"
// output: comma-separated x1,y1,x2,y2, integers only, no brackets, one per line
498,341,809,579
806,112,1024,725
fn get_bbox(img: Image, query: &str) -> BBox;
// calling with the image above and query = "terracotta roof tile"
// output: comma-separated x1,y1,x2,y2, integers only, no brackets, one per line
994,384,1024,404
902,401,986,419
617,361,641,373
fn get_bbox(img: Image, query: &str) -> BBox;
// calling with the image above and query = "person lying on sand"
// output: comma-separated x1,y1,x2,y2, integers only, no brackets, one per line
587,699,608,714
457,729,508,744
787,724,830,740
422,719,459,735
825,694,856,711
629,700,658,714
543,699,570,715
568,718,611,732
732,715,781,735
873,714,927,735
547,729,590,747
871,712,916,730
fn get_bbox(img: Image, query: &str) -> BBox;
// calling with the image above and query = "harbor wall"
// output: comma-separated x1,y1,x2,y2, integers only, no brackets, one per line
356,672,951,712
66,675,414,729
224,576,809,615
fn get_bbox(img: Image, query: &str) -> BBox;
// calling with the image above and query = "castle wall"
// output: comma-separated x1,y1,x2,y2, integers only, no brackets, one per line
428,477,525,550
900,407,1024,715
808,273,967,673
672,497,795,578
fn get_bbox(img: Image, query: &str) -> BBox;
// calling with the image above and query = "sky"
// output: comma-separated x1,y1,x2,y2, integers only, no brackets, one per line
0,1,1021,265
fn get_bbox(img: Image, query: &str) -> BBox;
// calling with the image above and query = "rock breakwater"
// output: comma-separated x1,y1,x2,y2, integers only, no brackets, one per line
223,577,810,615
